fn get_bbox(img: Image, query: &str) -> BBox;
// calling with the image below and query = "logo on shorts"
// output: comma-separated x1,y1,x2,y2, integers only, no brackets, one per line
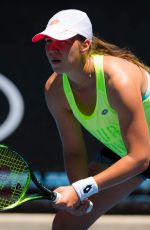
83,184,92,193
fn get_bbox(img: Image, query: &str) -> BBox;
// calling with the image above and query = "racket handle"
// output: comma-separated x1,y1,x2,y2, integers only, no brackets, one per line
52,192,62,202
52,192,93,213
86,200,93,213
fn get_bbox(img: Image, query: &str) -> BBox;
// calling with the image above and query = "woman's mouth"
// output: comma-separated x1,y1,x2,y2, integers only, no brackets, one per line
51,59,61,64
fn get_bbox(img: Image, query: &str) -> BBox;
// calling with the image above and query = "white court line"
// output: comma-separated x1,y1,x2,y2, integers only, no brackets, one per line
0,214,150,230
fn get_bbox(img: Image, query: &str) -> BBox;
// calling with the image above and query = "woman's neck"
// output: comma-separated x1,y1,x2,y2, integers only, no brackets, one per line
65,56,95,89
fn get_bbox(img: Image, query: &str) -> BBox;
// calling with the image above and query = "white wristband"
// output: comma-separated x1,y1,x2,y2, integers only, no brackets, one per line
72,177,99,201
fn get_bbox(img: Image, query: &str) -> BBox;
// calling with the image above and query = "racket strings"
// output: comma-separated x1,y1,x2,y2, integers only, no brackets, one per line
0,148,30,209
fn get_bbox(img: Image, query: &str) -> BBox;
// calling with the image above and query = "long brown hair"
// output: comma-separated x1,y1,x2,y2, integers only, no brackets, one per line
88,36,150,72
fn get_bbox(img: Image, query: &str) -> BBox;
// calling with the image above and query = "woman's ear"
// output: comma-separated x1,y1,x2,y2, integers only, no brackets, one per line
80,39,91,53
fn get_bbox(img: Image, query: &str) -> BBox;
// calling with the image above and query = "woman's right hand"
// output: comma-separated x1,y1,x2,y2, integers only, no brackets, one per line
53,185,93,216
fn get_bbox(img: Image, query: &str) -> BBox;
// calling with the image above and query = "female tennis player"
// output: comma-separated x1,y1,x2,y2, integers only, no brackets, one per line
32,9,150,230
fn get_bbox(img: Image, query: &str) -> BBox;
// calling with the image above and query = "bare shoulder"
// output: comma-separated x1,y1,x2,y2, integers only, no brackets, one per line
104,56,143,91
45,72,61,96
45,72,70,114
103,56,143,110
103,55,142,87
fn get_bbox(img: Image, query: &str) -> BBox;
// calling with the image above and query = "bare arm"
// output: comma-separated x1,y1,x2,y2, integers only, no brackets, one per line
94,57,150,190
55,110,89,183
45,73,88,183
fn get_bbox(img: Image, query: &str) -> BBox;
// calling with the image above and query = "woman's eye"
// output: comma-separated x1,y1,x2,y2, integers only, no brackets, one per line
60,41,67,45
44,39,68,50
45,39,52,44
58,41,68,48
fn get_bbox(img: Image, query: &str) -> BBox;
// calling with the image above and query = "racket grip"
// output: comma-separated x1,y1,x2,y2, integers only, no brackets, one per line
52,192,62,202
52,192,93,213
86,200,93,213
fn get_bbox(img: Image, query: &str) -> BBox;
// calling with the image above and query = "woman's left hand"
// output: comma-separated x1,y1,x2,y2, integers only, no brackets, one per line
52,185,92,216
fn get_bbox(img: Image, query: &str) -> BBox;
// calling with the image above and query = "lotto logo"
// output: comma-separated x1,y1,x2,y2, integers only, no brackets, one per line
83,184,92,193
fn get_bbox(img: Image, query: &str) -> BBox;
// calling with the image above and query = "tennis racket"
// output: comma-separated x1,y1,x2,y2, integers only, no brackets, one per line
0,144,62,211
0,144,93,212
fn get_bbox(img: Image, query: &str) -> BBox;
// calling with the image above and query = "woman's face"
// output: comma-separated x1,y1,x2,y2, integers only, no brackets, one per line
45,36,86,74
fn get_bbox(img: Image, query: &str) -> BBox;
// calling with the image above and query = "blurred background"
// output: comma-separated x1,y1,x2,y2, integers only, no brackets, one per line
0,0,150,215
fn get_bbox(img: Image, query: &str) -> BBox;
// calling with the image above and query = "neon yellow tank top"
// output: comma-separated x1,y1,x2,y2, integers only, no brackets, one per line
63,55,150,158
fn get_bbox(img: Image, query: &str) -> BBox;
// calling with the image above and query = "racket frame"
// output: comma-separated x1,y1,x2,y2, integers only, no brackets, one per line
0,145,58,211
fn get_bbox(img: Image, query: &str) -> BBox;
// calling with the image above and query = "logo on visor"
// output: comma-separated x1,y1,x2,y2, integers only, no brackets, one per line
49,19,60,26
